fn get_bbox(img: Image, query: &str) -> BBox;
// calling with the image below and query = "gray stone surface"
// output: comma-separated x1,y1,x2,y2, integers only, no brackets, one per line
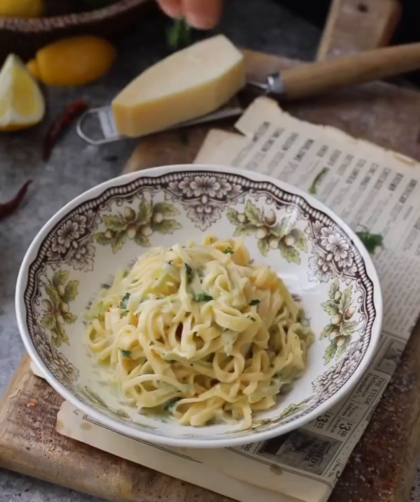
0,1,319,500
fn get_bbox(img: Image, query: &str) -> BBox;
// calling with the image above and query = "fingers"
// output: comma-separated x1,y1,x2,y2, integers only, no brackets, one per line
157,0,183,18
158,0,223,30
183,0,223,29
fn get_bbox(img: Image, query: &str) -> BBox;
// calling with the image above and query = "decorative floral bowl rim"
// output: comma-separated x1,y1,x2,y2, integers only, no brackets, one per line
16,164,383,448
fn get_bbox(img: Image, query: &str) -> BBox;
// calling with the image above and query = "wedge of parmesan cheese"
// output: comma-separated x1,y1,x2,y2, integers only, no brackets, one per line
112,35,245,138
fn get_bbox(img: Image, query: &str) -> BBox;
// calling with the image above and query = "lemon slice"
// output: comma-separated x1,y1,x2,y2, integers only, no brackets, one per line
0,54,45,131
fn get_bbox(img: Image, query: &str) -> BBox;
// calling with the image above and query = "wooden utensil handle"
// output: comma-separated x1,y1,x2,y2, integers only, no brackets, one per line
282,43,420,100
316,0,401,61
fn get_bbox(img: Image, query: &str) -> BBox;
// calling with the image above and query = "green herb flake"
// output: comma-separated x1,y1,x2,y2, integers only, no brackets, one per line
309,167,328,195
120,350,131,357
223,246,234,254
120,293,130,310
184,263,193,284
193,292,213,302
121,310,129,317
356,231,383,254
249,299,261,306
165,397,181,412
248,315,256,322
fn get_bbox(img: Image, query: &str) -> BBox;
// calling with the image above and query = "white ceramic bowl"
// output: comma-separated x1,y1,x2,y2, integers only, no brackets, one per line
16,165,382,448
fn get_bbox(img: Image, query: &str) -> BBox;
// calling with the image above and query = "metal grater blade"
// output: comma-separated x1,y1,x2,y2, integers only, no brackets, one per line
76,98,244,146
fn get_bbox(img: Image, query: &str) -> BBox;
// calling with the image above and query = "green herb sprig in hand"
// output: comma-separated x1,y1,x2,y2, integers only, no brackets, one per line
167,18,191,49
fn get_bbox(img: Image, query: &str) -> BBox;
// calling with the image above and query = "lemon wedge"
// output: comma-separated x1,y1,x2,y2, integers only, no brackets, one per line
0,54,45,131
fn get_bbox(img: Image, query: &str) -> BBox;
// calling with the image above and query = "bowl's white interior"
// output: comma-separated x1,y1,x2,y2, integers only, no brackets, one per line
18,166,382,447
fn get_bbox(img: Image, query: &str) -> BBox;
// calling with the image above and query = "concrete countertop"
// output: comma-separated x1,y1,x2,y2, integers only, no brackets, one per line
0,0,320,500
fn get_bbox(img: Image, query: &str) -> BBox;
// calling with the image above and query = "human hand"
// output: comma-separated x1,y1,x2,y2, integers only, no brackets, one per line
157,0,223,29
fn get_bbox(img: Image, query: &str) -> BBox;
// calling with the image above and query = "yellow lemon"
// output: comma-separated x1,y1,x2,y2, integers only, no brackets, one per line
0,54,45,131
0,0,45,17
27,35,117,87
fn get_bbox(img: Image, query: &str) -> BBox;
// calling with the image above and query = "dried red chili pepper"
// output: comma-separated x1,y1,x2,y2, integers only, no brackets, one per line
0,180,32,221
43,100,88,161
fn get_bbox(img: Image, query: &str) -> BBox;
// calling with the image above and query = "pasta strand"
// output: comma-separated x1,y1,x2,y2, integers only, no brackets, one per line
84,236,314,429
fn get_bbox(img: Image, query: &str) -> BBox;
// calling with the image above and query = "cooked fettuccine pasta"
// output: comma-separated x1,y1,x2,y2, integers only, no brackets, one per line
85,236,314,429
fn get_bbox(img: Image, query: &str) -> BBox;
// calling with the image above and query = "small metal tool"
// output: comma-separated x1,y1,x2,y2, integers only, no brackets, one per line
77,99,243,146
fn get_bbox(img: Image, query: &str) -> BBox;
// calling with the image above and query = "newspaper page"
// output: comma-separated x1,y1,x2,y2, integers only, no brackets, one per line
190,97,420,500
55,401,295,502
48,96,420,502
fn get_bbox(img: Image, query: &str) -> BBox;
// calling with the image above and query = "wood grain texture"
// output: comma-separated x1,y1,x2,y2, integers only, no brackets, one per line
3,49,420,502
0,357,232,502
123,127,217,173
282,43,420,100
316,0,401,61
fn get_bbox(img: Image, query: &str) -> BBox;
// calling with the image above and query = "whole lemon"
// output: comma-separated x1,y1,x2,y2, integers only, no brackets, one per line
0,0,45,17
27,35,117,87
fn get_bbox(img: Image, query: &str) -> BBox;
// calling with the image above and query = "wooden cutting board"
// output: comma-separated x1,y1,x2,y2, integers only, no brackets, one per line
3,48,420,502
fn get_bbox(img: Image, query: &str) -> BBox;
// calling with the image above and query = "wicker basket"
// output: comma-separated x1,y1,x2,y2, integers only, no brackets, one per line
0,0,151,63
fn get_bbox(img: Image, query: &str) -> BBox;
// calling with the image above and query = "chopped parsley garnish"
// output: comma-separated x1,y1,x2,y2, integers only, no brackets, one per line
248,315,256,322
165,397,181,411
309,167,328,195
356,231,383,254
120,293,130,310
223,246,234,254
121,310,129,317
184,263,193,284
193,292,213,302
120,350,131,357
249,299,260,306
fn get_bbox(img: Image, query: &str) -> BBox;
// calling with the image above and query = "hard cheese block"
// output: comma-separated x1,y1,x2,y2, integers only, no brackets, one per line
112,35,245,138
